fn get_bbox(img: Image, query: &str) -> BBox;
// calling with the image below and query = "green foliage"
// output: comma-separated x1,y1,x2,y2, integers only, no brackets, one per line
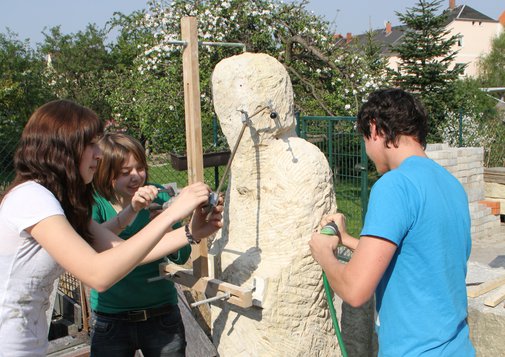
391,0,463,141
0,31,53,174
39,25,114,120
112,0,391,154
475,30,505,167
478,30,505,88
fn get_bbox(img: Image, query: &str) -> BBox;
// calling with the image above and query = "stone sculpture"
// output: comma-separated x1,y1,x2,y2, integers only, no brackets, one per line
209,52,340,356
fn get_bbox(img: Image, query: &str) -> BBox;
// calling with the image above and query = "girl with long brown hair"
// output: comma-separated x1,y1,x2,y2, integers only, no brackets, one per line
0,100,222,356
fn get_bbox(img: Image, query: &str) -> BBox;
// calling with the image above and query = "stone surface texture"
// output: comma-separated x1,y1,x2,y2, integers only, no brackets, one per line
467,262,505,357
209,52,341,356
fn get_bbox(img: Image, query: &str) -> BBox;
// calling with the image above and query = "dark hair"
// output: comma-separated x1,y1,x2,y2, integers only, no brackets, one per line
356,88,428,148
93,133,148,202
4,100,103,243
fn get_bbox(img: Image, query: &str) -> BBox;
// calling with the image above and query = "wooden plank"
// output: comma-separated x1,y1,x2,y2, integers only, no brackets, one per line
467,274,505,298
163,264,253,308
180,16,208,279
484,285,505,307
484,167,505,184
181,16,204,184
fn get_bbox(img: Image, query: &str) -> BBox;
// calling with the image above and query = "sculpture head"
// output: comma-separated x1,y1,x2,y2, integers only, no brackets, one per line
211,53,296,147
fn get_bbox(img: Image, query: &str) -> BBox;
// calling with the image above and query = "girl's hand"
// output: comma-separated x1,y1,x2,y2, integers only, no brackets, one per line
190,194,224,240
132,185,159,212
164,182,212,222
131,185,158,212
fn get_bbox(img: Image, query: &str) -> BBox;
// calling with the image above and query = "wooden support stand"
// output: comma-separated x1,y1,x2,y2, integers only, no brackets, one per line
181,16,208,279
166,16,251,310
160,263,253,308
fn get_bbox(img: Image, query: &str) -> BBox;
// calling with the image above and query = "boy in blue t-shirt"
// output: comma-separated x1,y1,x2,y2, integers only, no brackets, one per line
309,88,475,356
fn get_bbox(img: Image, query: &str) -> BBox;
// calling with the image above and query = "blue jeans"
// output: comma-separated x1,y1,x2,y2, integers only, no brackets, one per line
90,305,186,357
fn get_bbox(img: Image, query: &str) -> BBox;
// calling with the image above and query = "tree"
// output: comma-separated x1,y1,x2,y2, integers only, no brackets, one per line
437,28,505,167
478,30,505,89
0,31,52,181
476,30,505,167
391,0,463,140
38,25,114,121
106,0,390,154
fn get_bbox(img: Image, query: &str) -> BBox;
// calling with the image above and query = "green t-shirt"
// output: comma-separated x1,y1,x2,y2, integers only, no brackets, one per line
90,183,191,313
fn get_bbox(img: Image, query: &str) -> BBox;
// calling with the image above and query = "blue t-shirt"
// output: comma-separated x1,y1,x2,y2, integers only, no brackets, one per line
361,156,475,356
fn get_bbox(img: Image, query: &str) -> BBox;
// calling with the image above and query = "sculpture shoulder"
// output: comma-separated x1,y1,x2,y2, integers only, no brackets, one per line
269,137,332,175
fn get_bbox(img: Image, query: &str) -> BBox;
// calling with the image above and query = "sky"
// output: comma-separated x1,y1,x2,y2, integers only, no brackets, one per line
0,0,503,47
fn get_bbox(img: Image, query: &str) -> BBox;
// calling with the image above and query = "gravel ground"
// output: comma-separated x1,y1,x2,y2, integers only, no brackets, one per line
470,222,505,268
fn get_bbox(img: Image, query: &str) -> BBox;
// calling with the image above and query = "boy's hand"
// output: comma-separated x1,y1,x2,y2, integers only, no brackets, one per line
309,231,340,267
320,213,347,235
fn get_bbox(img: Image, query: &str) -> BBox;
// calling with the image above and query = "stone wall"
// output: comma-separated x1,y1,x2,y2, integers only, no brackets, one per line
426,144,502,243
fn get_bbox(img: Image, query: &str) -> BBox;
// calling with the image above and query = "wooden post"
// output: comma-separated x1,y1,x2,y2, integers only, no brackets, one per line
155,18,252,312
181,17,208,278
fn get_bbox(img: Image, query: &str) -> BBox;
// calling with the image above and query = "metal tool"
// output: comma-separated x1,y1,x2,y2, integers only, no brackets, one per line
190,292,231,307
204,104,277,220
158,186,176,196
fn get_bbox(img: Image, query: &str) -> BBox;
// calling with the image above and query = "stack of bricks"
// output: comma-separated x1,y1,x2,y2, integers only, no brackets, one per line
426,143,501,243
484,167,505,215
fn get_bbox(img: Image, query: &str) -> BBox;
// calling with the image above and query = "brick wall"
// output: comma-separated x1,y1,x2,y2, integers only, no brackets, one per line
426,144,501,243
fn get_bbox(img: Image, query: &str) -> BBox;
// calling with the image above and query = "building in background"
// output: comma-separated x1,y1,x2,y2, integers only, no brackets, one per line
340,0,504,78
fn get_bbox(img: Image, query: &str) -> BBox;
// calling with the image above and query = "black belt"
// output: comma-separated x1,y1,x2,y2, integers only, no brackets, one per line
93,304,177,322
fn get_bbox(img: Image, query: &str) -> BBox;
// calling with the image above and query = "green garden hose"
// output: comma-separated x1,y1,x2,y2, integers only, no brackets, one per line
320,223,348,357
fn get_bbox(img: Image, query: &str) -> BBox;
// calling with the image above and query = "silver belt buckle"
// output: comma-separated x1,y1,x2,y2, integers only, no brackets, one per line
129,309,148,322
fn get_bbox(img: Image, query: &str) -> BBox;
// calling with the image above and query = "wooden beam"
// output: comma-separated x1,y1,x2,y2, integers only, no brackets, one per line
467,274,505,298
162,263,253,309
181,16,204,183
484,285,505,307
180,16,208,278
484,167,505,185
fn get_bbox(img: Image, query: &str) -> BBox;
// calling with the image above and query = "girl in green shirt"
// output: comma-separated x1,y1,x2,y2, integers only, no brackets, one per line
91,133,195,356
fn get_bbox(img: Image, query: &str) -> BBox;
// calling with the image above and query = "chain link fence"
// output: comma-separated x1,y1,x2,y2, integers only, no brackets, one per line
298,115,370,237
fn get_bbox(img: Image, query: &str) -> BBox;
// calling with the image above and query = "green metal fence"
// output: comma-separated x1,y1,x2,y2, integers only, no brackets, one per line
297,115,369,237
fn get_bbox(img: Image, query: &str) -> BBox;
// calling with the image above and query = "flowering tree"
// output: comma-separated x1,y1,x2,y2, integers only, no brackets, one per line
107,0,390,154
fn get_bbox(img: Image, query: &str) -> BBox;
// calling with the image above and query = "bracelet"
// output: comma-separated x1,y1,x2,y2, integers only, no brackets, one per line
185,224,198,245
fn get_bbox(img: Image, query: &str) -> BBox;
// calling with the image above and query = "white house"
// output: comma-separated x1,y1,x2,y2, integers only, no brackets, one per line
343,0,504,78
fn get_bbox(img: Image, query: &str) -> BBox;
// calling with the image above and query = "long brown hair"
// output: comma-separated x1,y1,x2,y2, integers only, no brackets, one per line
93,132,148,203
4,100,103,243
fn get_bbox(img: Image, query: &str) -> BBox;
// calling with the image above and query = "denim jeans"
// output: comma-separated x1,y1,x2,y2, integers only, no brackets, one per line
90,305,186,357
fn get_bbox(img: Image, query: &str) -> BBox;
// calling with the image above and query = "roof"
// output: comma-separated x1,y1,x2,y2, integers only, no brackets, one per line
447,5,497,23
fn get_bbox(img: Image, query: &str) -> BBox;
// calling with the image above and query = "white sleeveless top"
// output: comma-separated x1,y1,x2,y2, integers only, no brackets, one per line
0,181,65,356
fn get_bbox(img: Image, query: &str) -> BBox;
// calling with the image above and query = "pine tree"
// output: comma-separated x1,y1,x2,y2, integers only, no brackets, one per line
391,0,463,140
